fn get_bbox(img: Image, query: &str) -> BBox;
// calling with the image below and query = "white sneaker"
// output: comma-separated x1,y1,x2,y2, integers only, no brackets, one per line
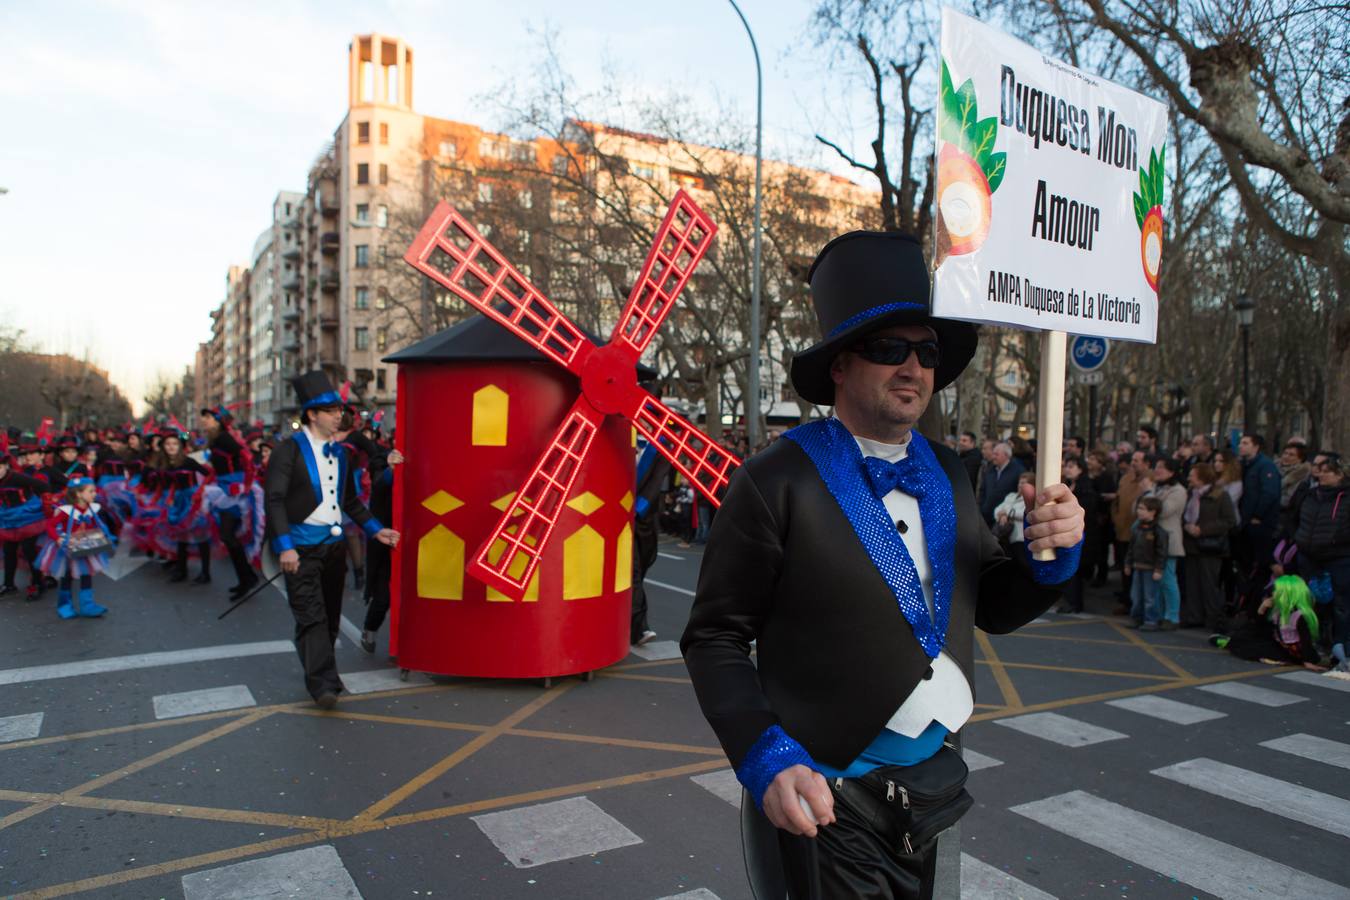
637,630,658,646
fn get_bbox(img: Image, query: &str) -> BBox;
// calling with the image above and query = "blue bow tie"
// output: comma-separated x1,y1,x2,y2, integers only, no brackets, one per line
322,442,336,459
862,454,926,501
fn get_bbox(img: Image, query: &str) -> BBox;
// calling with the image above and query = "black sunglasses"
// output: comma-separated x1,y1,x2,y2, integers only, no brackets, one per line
851,337,941,368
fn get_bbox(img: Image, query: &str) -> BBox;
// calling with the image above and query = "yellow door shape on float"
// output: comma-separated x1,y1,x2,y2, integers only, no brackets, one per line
418,524,464,599
472,385,509,446
563,525,605,599
614,522,632,592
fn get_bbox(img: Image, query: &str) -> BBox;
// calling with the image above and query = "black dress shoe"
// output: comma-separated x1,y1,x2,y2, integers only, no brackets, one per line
315,692,338,710
230,576,259,598
167,570,187,583
192,572,211,585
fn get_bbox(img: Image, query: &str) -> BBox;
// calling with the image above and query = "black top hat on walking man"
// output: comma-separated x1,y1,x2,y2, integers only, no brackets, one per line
291,371,344,412
789,231,978,406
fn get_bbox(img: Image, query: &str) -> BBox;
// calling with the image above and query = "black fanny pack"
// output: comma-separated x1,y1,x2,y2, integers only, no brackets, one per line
830,743,973,854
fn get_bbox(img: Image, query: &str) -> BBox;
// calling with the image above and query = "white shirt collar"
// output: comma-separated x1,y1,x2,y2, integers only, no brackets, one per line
854,433,911,463
302,426,334,453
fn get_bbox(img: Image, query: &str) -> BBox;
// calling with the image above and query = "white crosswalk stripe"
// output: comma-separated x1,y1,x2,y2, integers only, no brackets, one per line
152,685,257,720
1104,694,1225,724
963,749,1003,772
630,640,682,661
181,845,362,899
1277,670,1350,694
1011,790,1350,899
691,769,742,807
0,712,44,744
655,890,721,900
992,712,1127,747
1195,680,1307,706
1153,757,1350,838
959,853,1057,900
471,796,642,868
341,668,430,694
1261,733,1350,771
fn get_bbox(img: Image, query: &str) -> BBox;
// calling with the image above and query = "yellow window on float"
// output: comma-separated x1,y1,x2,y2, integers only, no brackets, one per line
484,526,539,602
562,524,605,599
471,385,509,446
614,523,632,592
418,524,464,600
487,571,540,602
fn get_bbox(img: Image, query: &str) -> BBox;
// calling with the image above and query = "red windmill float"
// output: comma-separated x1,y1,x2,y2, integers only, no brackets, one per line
403,189,739,599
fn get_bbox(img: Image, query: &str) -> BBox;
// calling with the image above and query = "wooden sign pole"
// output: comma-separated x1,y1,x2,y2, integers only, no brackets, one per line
1033,330,1067,562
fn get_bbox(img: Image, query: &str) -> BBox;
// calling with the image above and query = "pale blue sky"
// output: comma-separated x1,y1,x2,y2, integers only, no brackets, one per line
0,0,890,412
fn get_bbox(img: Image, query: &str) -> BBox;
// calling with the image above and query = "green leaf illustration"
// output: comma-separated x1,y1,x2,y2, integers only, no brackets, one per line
985,153,1006,193
1138,166,1152,210
1133,192,1146,229
939,60,965,147
1153,144,1165,209
971,116,999,170
955,77,979,155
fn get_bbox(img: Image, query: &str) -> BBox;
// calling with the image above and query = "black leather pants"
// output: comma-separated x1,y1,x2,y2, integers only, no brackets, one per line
776,774,937,900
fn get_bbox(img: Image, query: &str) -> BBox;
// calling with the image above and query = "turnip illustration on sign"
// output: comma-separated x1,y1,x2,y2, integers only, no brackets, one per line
935,59,1006,266
932,9,1167,345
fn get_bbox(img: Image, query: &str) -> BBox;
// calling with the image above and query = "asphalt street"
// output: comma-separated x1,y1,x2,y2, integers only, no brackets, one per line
1,541,1349,900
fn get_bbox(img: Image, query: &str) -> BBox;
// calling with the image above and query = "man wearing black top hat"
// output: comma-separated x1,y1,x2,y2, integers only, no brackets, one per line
682,232,1084,898
265,372,400,708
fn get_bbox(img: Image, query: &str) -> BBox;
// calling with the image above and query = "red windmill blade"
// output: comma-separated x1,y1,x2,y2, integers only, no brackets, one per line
403,189,739,597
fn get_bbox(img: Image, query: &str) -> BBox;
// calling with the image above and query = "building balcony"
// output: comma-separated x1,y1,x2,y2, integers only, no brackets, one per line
282,247,301,261
320,232,339,254
281,338,300,352
282,277,301,292
320,272,339,291
282,309,300,323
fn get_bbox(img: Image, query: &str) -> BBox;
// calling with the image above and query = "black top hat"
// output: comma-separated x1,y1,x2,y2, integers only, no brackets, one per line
789,231,978,406
291,371,344,411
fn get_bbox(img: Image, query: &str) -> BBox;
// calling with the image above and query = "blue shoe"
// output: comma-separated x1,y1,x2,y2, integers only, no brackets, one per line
76,588,107,618
56,589,77,619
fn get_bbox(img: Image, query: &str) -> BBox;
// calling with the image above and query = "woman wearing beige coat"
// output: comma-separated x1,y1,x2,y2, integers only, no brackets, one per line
1143,457,1187,629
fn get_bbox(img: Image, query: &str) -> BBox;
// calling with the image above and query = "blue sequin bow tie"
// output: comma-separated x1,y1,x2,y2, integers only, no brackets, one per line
322,442,335,459
862,454,927,501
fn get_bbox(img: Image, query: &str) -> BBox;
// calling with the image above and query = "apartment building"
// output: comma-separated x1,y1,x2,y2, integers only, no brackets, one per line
206,32,879,429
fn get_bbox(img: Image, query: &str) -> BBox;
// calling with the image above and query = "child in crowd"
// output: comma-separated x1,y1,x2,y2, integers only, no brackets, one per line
36,476,114,618
1124,496,1168,630
1214,574,1324,669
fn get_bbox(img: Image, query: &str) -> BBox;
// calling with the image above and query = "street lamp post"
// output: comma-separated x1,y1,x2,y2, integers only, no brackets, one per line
727,0,763,450
1234,294,1255,433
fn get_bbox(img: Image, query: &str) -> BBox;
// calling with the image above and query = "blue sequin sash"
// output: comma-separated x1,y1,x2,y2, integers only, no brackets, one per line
783,418,955,658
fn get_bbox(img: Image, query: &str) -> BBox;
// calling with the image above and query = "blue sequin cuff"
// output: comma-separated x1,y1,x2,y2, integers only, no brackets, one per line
1022,528,1084,585
272,533,295,554
736,725,818,810
362,517,384,538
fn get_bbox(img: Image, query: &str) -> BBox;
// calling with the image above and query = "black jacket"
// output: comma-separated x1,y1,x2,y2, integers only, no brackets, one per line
680,436,1062,771
958,447,981,490
1294,482,1350,562
264,432,379,552
979,458,1025,525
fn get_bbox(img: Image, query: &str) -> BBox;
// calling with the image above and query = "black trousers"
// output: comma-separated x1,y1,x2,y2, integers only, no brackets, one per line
362,538,391,633
284,541,348,699
217,510,254,585
3,537,39,586
776,774,937,899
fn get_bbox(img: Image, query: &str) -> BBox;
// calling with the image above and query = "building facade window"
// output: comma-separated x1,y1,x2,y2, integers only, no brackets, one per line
379,122,389,145
356,163,369,185
355,203,369,223
356,121,369,144
477,182,493,204
354,286,369,309
438,140,456,159
355,245,369,268
518,189,532,208
375,289,388,310
377,205,388,227
354,327,369,350
378,245,388,265
376,368,386,391
378,163,388,185
376,327,388,351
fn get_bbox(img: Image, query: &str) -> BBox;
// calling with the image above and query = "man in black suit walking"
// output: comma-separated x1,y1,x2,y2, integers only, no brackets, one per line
682,232,1083,898
978,441,1025,526
265,372,400,709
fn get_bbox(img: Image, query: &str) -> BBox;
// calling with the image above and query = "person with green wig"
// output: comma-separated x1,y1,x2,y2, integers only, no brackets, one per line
1214,574,1325,669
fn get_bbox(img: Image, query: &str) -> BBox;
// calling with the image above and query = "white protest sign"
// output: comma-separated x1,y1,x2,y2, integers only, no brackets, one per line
932,8,1167,345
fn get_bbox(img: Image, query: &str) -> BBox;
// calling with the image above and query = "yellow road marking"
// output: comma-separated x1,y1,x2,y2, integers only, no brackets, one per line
602,672,693,685
1108,621,1194,679
0,788,347,831
975,631,1023,710
353,681,576,822
976,659,1176,681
